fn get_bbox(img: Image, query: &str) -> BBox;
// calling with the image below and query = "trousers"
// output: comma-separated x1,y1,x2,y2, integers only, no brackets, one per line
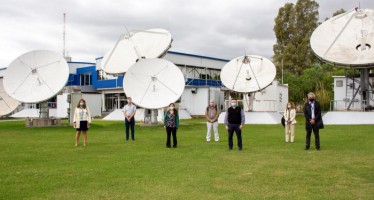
227,123,242,149
206,121,219,142
306,124,320,148
166,127,177,148
125,117,135,140
285,123,295,142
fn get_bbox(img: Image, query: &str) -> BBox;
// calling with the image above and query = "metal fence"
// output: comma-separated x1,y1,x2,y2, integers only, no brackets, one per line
330,100,374,111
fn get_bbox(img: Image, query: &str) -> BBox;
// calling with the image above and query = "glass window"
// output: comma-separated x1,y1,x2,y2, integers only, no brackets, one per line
80,73,92,86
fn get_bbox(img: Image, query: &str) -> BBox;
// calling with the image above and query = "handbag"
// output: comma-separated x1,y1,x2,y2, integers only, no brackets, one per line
281,116,285,128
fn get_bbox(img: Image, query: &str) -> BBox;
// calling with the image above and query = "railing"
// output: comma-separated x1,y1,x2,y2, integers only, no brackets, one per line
330,100,374,111
21,102,57,109
224,100,277,112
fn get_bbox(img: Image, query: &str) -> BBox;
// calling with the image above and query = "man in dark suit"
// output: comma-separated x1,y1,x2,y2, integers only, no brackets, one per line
303,92,323,150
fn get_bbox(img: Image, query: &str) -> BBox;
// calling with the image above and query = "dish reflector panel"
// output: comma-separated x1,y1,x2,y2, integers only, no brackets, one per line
3,50,69,103
310,9,374,67
0,78,20,116
123,58,185,109
220,55,276,93
102,28,172,74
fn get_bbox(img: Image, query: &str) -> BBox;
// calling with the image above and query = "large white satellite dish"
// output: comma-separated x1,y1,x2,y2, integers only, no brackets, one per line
123,58,185,109
310,8,374,67
220,55,276,93
310,8,374,110
102,28,172,74
0,78,20,116
3,50,69,103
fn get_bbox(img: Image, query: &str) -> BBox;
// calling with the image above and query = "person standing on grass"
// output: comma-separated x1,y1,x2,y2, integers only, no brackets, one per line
122,97,136,141
73,98,91,147
205,99,220,142
164,103,179,148
284,102,297,143
224,99,245,150
304,92,323,150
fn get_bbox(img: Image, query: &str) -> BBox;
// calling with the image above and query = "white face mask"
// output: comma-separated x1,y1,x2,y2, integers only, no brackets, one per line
170,106,174,110
287,105,291,109
80,102,84,106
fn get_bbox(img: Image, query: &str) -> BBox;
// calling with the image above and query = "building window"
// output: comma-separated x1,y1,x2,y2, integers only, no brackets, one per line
80,74,92,86
104,93,126,111
336,80,343,87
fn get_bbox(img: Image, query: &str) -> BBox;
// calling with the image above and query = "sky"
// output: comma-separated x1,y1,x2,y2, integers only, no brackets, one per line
1,0,373,68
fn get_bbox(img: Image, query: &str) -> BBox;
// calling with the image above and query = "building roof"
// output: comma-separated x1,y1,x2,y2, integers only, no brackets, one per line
95,51,230,62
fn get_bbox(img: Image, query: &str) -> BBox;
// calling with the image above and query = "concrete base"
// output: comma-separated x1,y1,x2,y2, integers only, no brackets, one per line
10,109,57,118
218,111,282,124
25,118,62,127
322,111,374,124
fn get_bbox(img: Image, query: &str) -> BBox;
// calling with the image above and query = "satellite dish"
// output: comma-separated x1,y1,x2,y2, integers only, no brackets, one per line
3,50,69,103
123,58,185,109
220,55,276,93
310,8,374,67
102,28,172,74
0,78,20,116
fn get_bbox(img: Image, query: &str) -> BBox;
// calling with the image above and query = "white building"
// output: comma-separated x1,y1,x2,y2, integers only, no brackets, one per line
332,76,374,111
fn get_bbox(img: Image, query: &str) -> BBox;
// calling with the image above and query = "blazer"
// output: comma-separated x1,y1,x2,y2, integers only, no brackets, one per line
284,108,297,125
304,101,323,130
73,107,92,129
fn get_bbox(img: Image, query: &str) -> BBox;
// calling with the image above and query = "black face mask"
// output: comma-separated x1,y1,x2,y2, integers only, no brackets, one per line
309,98,315,103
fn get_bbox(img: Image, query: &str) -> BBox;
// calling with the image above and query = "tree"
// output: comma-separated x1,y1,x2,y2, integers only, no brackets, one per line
273,0,319,77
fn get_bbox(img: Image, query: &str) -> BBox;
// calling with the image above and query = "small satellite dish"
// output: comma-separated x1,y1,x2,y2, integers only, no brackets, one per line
0,78,20,116
102,28,172,74
123,58,185,109
3,50,69,103
220,55,276,93
310,8,374,67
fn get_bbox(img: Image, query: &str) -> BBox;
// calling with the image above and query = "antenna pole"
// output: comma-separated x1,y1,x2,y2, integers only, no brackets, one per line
63,13,66,58
281,58,284,84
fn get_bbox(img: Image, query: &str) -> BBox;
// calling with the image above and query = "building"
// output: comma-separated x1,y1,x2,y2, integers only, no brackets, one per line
332,76,374,111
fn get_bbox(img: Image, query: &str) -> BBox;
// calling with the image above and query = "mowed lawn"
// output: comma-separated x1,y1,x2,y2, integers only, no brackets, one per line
0,116,373,200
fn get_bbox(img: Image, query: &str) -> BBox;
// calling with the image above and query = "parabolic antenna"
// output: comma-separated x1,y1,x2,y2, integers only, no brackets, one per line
0,78,20,116
310,8,374,67
123,58,185,109
3,50,69,103
102,28,172,74
220,55,276,93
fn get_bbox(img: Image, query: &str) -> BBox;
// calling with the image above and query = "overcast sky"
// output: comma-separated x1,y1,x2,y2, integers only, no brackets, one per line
1,0,373,67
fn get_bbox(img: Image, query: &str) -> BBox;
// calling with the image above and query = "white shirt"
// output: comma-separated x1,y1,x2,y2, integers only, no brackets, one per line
310,102,315,119
122,103,136,117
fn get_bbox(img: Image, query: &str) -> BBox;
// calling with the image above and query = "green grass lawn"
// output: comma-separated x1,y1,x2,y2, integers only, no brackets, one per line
0,116,373,200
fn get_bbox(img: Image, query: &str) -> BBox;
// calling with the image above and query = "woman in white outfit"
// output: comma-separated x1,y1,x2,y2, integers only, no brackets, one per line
284,102,296,143
73,98,92,146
